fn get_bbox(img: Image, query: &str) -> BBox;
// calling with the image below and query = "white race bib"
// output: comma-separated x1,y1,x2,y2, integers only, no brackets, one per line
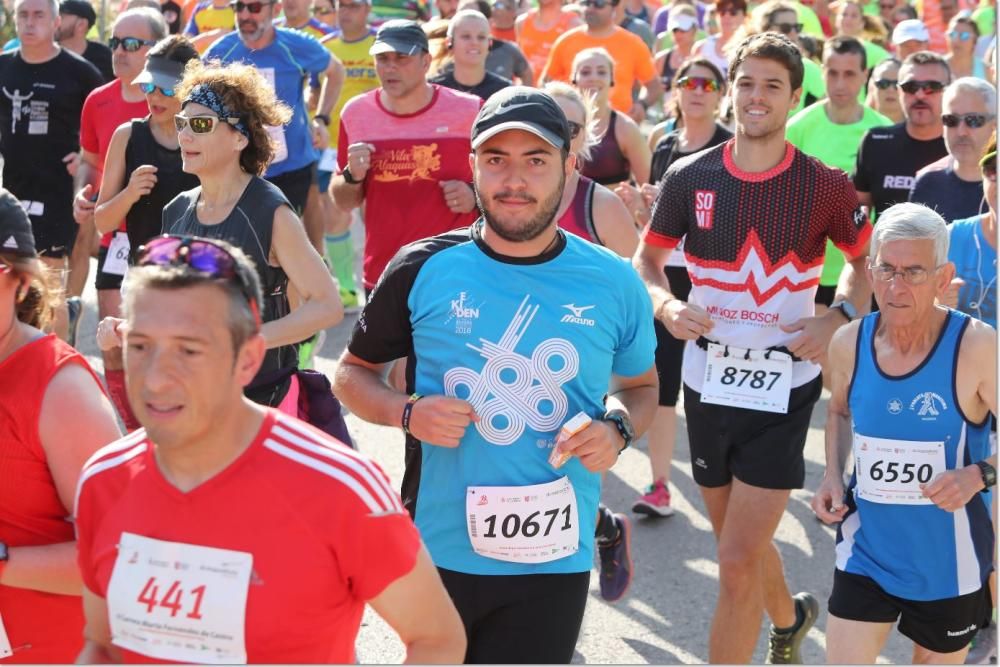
102,232,130,277
854,434,946,505
0,611,12,658
318,147,337,172
700,343,793,414
107,533,253,664
258,68,288,164
466,477,579,564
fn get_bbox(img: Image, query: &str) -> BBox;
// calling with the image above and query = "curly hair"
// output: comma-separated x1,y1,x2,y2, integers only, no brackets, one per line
176,61,293,176
2,254,58,330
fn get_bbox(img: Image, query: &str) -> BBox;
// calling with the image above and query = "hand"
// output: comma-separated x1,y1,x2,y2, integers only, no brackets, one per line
440,180,476,214
627,101,647,124
310,119,329,150
921,465,984,512
124,165,158,204
658,298,714,340
811,473,848,524
345,142,376,180
554,420,624,473
408,395,480,447
614,182,649,228
73,185,96,226
96,316,126,351
63,151,80,177
780,310,844,364
940,277,964,309
639,183,659,209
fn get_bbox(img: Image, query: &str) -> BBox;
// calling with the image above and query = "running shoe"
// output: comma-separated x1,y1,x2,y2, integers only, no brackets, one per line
967,624,998,664
340,288,361,313
632,480,674,517
766,592,819,664
297,330,326,370
597,513,633,602
66,296,82,348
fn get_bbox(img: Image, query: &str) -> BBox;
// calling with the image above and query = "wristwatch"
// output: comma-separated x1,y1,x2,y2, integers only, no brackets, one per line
313,114,330,126
975,460,996,492
602,409,635,454
342,166,363,185
829,300,857,322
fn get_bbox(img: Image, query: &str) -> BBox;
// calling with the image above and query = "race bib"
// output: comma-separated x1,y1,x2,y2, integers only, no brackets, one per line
466,477,579,564
107,533,253,664
103,232,130,277
0,612,12,658
258,68,288,164
854,434,946,505
700,343,793,414
318,147,337,173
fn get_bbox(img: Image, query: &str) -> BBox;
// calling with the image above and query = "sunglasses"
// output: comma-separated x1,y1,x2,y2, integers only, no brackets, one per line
229,1,272,12
771,21,802,34
108,36,157,52
677,76,720,92
312,5,334,13
873,78,897,90
899,79,946,94
567,120,583,139
579,0,613,8
139,82,176,97
942,113,996,128
948,29,973,41
137,236,261,327
174,114,241,134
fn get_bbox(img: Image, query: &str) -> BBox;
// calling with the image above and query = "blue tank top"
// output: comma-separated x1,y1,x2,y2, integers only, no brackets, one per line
837,310,994,601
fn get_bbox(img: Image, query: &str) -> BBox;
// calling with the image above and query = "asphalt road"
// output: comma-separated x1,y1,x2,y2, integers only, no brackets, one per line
73,251,913,664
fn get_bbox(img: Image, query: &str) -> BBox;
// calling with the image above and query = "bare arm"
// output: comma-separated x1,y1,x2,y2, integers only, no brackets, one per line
77,586,123,663
833,243,873,317
311,54,345,148
94,124,136,235
856,190,872,208
330,142,373,211
638,75,664,113
592,185,639,258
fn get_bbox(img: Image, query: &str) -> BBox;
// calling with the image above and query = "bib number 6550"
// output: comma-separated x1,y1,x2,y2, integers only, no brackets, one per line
867,460,934,484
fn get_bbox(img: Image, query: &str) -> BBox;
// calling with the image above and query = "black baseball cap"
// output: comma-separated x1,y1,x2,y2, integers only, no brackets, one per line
59,0,97,26
471,86,570,151
0,189,37,258
369,19,429,56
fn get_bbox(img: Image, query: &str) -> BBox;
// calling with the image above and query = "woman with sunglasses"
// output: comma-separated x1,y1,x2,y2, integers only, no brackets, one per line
0,188,122,662
572,47,651,188
164,61,342,409
945,13,986,80
94,36,201,266
865,56,902,123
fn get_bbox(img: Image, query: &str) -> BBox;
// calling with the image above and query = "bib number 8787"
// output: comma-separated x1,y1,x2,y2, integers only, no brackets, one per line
482,506,572,539
720,367,782,391
867,460,933,484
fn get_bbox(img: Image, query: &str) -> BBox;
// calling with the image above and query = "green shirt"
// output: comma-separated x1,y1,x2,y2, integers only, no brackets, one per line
786,101,892,285
790,57,826,116
972,6,996,37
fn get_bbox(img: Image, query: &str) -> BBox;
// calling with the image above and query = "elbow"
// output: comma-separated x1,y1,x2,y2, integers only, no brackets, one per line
320,289,345,330
405,625,467,664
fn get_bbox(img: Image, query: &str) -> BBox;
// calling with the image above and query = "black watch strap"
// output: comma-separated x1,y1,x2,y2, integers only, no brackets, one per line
976,460,996,491
342,166,363,185
314,113,330,126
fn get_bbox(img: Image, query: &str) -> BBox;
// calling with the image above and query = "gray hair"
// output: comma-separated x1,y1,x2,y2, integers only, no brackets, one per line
114,6,168,41
15,0,59,19
446,9,489,40
944,76,997,112
544,81,599,162
871,202,950,266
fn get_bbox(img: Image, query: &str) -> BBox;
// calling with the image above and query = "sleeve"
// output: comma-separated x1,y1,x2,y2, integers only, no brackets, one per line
540,35,568,82
612,262,656,377
346,246,421,364
74,475,103,596
79,93,99,154
642,163,689,248
294,31,332,74
852,130,872,194
633,35,655,82
826,170,871,260
183,6,200,35
511,44,532,81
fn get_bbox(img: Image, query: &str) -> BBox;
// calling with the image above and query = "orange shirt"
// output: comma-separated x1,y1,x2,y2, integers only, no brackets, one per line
492,25,517,41
542,26,655,113
517,8,581,78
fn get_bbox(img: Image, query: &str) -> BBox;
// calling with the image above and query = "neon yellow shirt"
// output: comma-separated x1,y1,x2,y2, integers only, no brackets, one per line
184,1,234,35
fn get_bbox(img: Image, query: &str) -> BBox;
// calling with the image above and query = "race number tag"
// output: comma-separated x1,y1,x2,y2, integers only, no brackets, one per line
318,148,337,172
107,533,252,664
258,68,288,164
0,612,12,658
701,343,793,414
103,232,130,277
854,434,946,505
467,477,579,564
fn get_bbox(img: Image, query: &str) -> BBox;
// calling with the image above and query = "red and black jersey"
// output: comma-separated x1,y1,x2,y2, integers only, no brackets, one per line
644,139,871,390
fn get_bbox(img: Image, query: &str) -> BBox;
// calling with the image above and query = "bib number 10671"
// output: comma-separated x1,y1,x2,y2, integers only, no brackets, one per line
482,506,572,540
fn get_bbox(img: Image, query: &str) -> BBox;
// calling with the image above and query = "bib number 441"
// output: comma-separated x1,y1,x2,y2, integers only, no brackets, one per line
136,577,206,619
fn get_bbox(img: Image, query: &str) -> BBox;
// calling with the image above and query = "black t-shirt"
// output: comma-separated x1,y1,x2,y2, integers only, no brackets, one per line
853,122,948,221
82,40,114,83
429,69,511,102
650,123,733,185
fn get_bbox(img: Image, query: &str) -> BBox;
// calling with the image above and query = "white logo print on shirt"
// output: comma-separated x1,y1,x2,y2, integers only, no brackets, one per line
560,303,595,326
2,87,32,134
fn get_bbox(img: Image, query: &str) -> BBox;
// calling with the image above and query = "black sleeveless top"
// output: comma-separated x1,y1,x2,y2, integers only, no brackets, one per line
660,48,679,90
650,123,733,184
162,176,296,407
580,111,632,186
124,118,199,261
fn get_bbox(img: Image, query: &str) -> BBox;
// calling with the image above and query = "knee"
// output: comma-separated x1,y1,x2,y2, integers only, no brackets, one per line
716,546,761,592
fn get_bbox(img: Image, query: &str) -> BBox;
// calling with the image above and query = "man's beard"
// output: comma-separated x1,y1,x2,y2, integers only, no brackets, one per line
477,169,566,243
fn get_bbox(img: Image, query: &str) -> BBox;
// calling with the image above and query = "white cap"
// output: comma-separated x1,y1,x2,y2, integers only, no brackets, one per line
667,12,697,32
892,19,929,45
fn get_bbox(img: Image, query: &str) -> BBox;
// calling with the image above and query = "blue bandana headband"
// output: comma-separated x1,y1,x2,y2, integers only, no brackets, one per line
181,84,251,139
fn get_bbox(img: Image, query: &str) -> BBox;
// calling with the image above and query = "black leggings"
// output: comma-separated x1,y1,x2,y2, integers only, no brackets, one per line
438,568,590,664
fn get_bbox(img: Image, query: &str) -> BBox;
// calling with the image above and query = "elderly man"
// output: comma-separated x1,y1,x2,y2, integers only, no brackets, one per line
910,77,997,223
814,201,996,664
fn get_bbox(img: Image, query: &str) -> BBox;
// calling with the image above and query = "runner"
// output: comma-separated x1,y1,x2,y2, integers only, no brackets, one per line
634,32,873,664
813,201,996,664
514,0,582,80
56,0,114,81
333,87,658,661
865,56,903,124
0,188,122,663
691,0,746,78
893,18,930,61
74,235,466,664
274,0,338,37
430,10,512,101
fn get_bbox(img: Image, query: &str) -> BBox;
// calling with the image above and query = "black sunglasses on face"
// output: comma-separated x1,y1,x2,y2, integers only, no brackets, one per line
771,21,802,34
873,78,897,90
108,36,156,52
229,1,272,12
579,0,613,8
941,113,996,129
899,79,946,94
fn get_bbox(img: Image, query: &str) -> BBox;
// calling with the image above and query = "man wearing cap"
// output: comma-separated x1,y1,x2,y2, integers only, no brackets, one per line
56,0,114,81
333,86,658,663
893,18,930,61
331,19,482,294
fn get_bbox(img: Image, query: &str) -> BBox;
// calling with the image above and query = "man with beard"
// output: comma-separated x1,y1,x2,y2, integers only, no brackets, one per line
333,86,658,663
854,51,950,222
56,0,113,81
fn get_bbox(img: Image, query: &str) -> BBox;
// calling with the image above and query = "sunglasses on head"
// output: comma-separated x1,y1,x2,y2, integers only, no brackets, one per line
567,120,583,139
139,82,176,97
677,76,720,92
174,114,242,134
137,236,262,327
770,21,802,34
941,113,995,128
948,29,973,41
229,0,272,12
899,79,945,94
108,36,156,52
873,78,897,89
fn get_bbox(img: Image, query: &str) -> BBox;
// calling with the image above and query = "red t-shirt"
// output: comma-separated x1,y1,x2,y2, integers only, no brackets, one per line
338,85,482,289
75,410,421,664
79,79,150,248
0,335,106,663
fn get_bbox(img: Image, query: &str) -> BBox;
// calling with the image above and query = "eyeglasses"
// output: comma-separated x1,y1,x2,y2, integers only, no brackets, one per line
579,0,613,8
137,235,262,327
941,113,995,128
174,114,241,134
948,29,973,41
677,76,720,92
108,36,157,52
567,121,583,139
869,262,942,285
873,78,897,89
898,79,946,94
229,1,272,12
139,82,176,97
312,5,334,13
770,21,802,34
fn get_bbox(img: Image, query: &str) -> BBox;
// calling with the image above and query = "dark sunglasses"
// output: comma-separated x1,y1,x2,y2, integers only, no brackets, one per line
137,236,262,327
899,79,946,94
579,0,613,8
312,5,334,14
108,36,156,52
948,29,973,41
567,121,583,139
771,21,802,34
139,82,176,97
677,76,720,92
229,1,272,12
873,78,897,90
942,113,996,128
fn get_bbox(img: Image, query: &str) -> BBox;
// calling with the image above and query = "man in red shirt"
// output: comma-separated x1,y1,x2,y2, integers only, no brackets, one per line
74,236,466,664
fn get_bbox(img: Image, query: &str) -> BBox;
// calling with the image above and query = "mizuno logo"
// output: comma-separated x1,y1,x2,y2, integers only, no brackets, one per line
561,304,595,326
562,303,594,318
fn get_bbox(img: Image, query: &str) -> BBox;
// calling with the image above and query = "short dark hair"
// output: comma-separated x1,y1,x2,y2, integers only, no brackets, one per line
728,31,804,91
823,35,867,70
714,0,747,12
893,4,917,20
902,50,952,83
